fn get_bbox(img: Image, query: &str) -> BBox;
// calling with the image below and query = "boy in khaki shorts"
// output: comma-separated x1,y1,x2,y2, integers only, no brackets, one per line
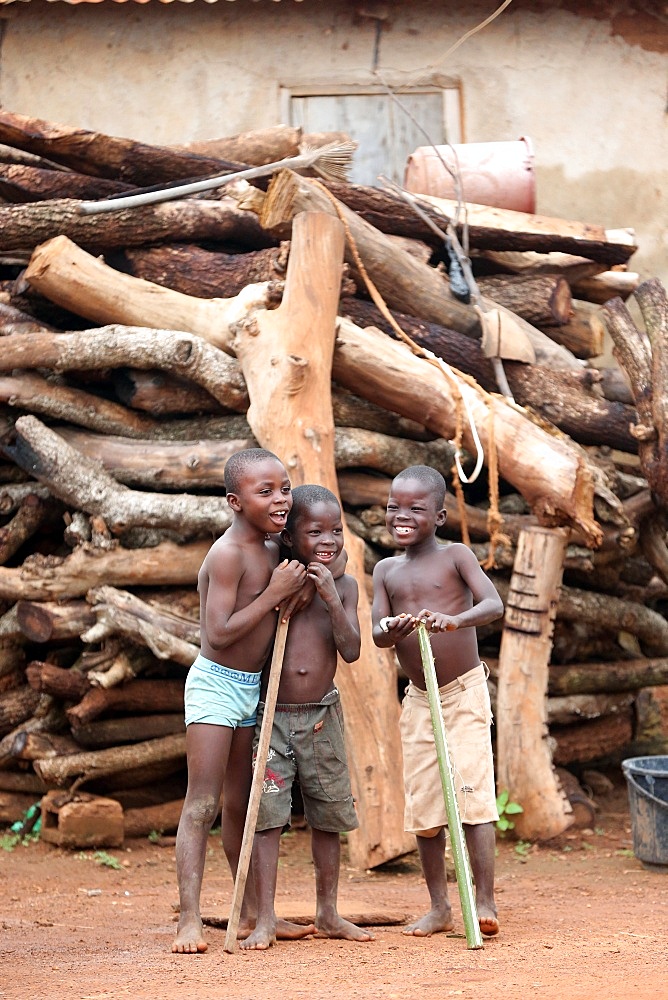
241,485,373,950
372,465,504,938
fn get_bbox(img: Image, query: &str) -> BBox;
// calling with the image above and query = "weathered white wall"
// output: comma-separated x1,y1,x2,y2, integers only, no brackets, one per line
0,0,666,287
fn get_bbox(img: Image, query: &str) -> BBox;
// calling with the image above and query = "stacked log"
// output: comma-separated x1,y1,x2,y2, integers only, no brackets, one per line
0,109,666,853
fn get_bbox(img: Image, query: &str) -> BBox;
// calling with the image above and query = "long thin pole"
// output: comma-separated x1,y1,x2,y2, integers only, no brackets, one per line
416,623,484,949
223,615,290,954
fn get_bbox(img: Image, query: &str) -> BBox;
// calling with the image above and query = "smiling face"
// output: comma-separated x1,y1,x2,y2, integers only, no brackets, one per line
285,500,344,566
226,456,292,534
385,476,446,550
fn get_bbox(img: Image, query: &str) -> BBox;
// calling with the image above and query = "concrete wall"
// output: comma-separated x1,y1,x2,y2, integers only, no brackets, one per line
0,0,666,288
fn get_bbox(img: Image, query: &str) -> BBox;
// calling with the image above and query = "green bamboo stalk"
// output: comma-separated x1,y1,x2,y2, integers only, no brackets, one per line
417,622,483,949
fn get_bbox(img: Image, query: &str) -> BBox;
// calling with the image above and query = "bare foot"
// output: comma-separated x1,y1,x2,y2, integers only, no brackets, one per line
240,923,276,951
478,904,500,937
172,915,207,954
316,914,374,942
235,918,255,941
276,917,316,940
402,905,454,937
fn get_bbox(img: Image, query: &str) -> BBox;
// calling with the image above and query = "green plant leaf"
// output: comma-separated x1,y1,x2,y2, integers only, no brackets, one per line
496,789,510,810
504,802,524,815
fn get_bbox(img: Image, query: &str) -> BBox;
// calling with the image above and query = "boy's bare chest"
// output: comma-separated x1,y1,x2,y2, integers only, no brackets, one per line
237,547,278,604
385,556,460,610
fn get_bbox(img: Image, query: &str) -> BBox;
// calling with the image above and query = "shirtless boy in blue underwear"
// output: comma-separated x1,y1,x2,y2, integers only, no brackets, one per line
172,448,308,954
241,485,372,950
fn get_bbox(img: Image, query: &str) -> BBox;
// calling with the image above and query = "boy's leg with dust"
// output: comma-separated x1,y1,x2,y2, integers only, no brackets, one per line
172,723,233,953
312,828,373,942
465,821,499,935
225,729,314,945
239,827,283,950
403,827,455,936
220,725,257,936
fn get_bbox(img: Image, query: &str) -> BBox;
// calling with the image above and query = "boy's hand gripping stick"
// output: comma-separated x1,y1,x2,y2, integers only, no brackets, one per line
416,622,484,950
223,614,290,954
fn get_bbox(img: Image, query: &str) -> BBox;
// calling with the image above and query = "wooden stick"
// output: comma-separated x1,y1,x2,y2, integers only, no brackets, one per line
416,623,483,950
223,615,289,954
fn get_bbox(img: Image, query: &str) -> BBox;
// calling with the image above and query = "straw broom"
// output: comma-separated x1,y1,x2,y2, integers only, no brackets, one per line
416,622,484,950
77,140,357,215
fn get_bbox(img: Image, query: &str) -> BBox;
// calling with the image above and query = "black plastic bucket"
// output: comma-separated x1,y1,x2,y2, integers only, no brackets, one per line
622,756,668,871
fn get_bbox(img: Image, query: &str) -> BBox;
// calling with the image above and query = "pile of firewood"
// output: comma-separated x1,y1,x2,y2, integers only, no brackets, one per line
0,110,667,850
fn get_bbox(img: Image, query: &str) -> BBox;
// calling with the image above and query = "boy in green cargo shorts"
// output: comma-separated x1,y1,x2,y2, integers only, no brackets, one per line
241,485,373,950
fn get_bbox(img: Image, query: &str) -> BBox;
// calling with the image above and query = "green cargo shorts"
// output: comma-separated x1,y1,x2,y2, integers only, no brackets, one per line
253,687,359,834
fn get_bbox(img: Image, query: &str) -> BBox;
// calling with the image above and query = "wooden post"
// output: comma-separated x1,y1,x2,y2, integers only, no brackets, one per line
496,526,573,840
231,210,413,868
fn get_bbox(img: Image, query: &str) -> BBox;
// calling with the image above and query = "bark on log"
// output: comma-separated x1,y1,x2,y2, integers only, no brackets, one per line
255,170,582,371
9,415,232,536
87,587,199,645
54,426,455,491
0,695,66,768
547,657,668,695
475,273,572,327
17,600,97,643
604,280,668,510
0,110,245,183
123,797,185,838
550,711,634,766
0,686,42,737
34,732,187,788
26,661,91,701
0,539,210,601
0,326,250,414
113,369,227,416
124,243,290,298
321,182,637,265
341,298,637,452
0,492,60,565
0,300,57,334
0,791,40,823
545,691,635,726
557,583,668,657
476,249,605,283
571,270,640,304
0,198,276,255
0,370,161,438
0,770,47,794
232,210,412,868
173,125,348,166
24,236,281,351
0,163,132,203
71,714,185,749
11,730,80,761
66,680,186,728
173,124,302,164
496,527,573,840
398,191,637,267
0,656,24,689
81,604,198,668
539,299,606,359
333,320,609,543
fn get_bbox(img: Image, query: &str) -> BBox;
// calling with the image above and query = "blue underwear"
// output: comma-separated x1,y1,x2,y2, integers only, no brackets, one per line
184,653,262,729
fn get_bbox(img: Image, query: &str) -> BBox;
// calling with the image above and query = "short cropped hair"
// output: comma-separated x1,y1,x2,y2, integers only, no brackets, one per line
224,447,284,494
287,484,340,531
393,465,447,507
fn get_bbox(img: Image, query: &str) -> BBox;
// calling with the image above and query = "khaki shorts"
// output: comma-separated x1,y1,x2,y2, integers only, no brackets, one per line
400,664,499,834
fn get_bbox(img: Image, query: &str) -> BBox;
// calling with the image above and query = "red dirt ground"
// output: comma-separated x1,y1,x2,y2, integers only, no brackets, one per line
1,781,667,1000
